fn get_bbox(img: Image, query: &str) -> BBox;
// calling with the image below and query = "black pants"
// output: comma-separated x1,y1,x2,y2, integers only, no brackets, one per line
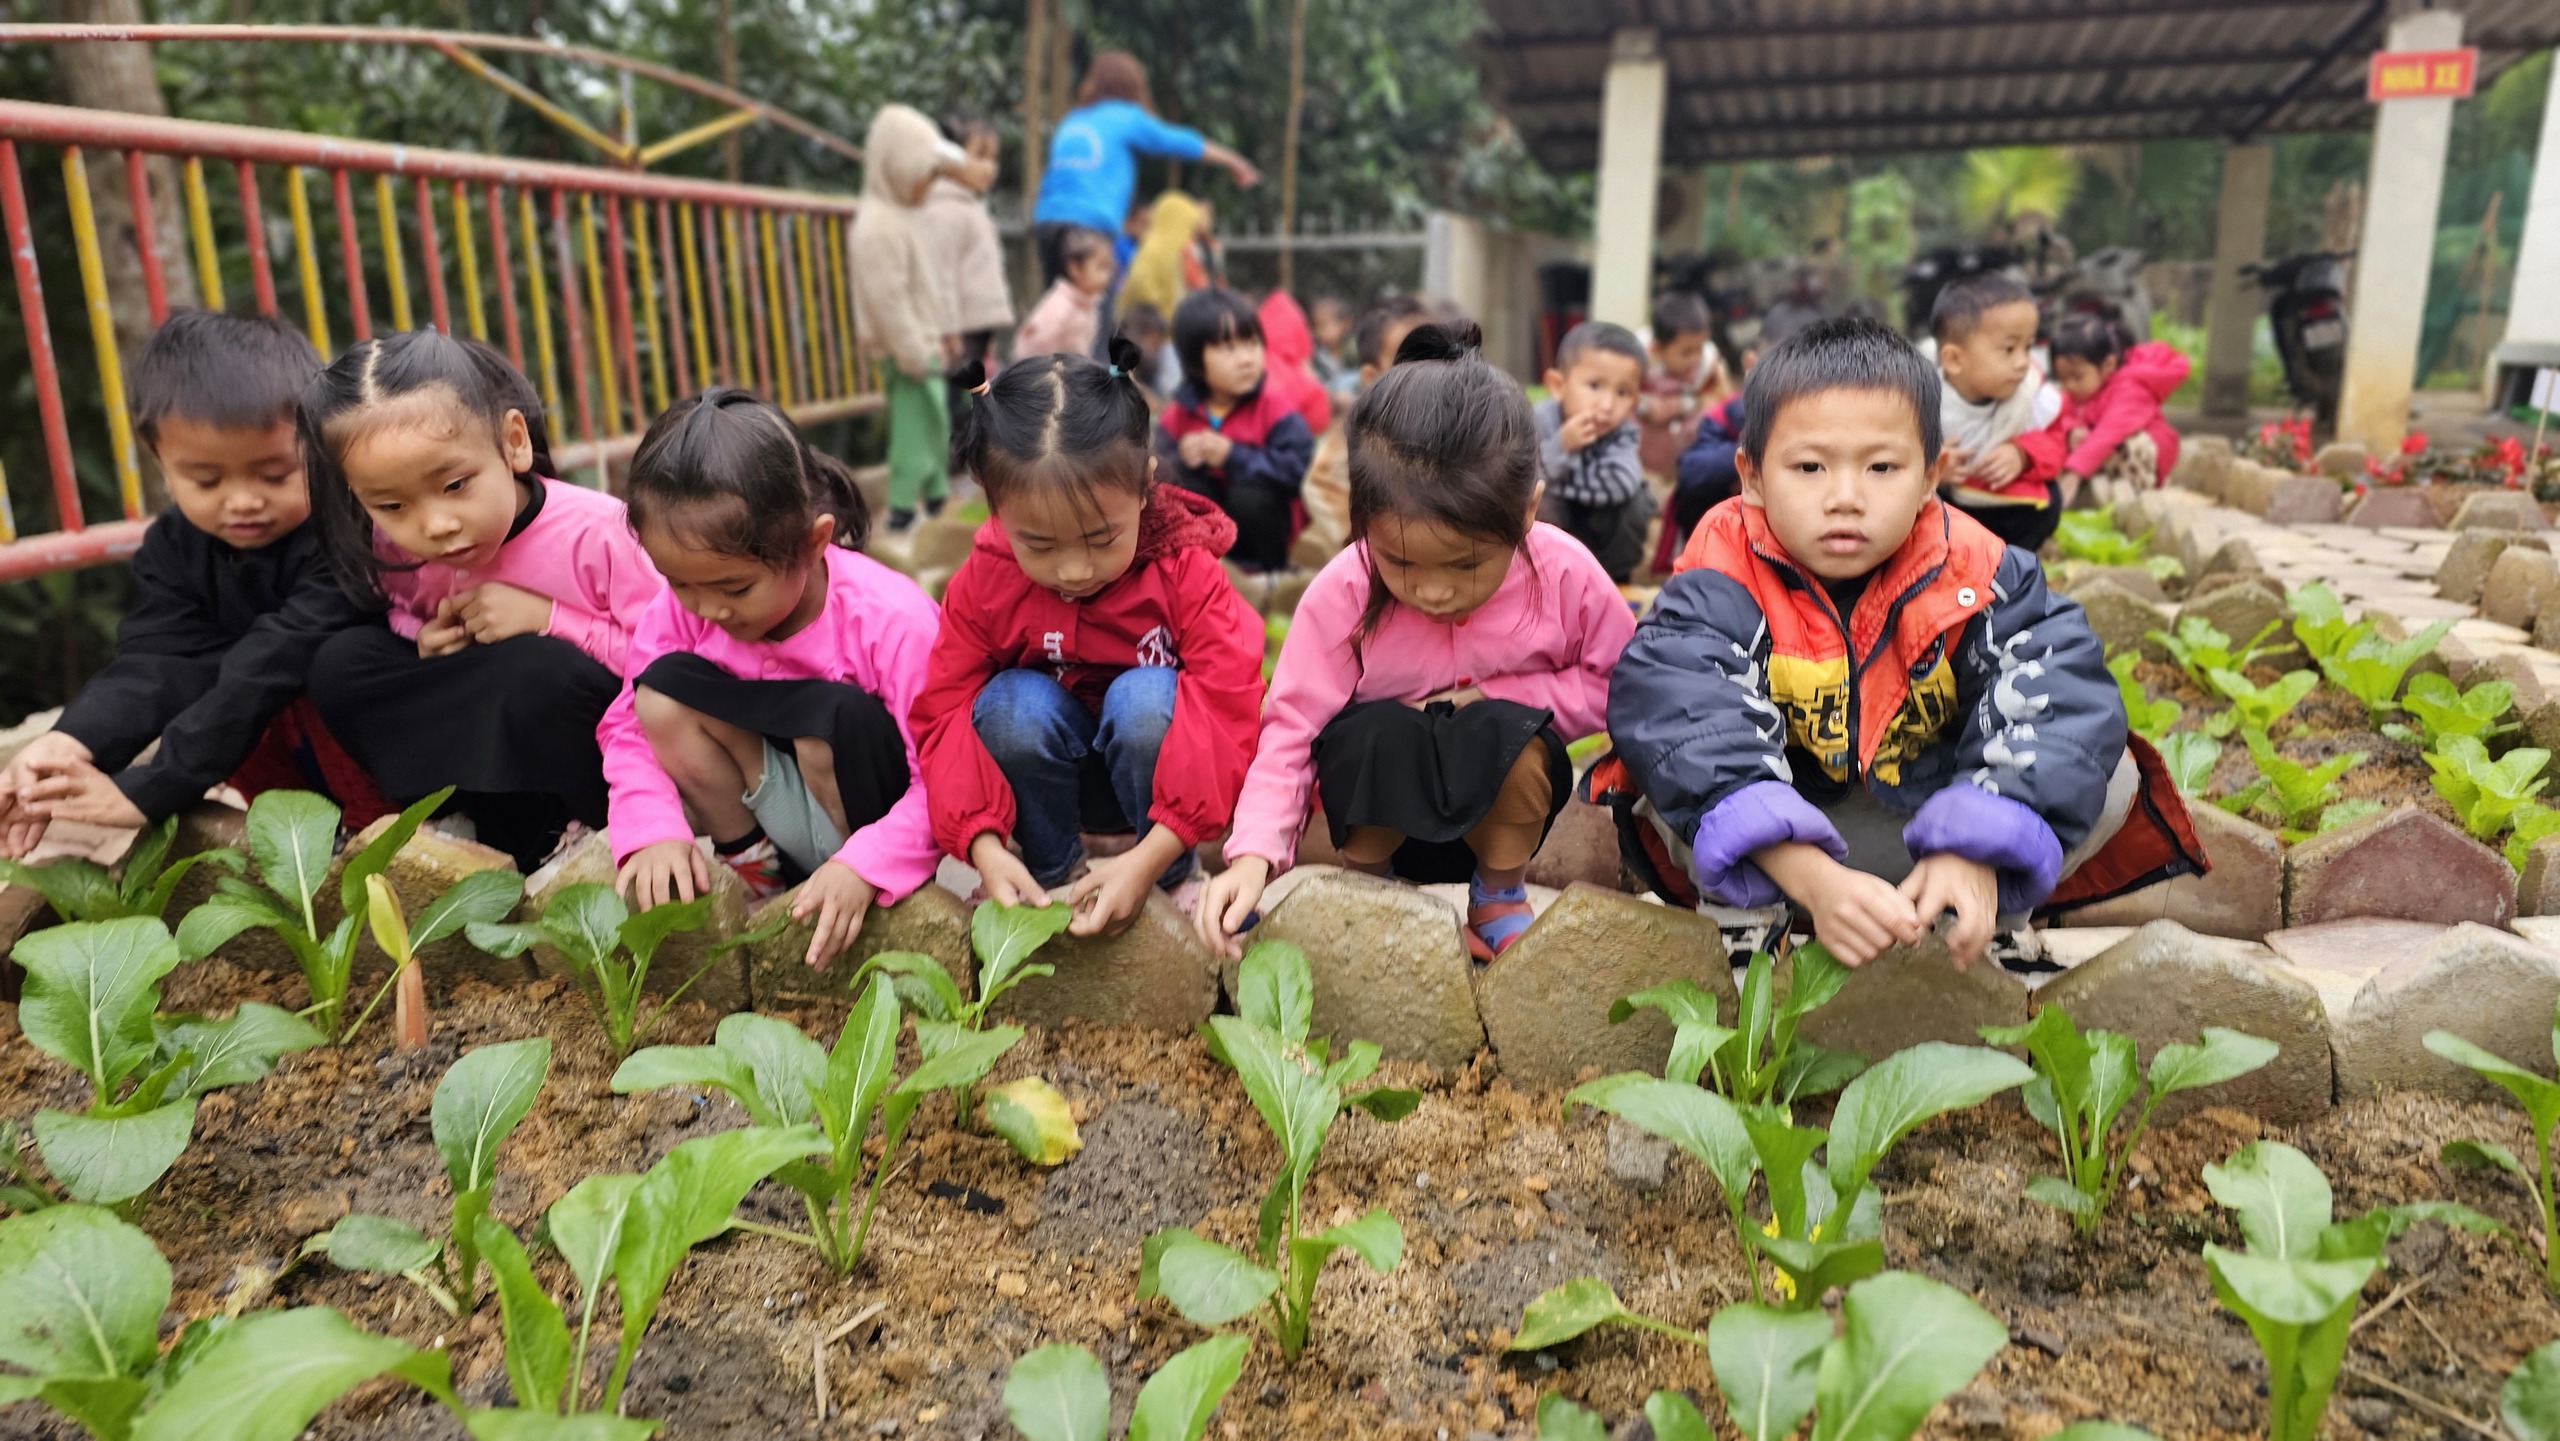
1178,474,1294,572
1312,698,1570,885
308,626,618,870
1542,489,1653,583
1955,483,2063,554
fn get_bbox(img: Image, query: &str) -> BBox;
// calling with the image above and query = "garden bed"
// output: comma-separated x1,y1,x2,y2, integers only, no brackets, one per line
3,963,2553,1440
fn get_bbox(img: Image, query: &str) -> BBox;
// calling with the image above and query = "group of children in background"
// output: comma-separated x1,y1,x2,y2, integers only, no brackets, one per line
0,194,2202,979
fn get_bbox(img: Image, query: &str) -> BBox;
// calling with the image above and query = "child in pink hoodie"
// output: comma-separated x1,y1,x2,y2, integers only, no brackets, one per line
2018,313,2190,503
602,389,942,970
302,331,662,869
1195,323,1634,962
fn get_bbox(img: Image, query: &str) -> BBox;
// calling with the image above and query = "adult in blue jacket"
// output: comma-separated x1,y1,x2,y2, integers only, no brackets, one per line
1032,50,1259,289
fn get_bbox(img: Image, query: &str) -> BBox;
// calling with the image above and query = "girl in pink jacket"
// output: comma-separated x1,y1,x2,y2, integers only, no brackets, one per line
602,389,942,970
1196,324,1636,962
303,331,661,870
2028,313,2190,500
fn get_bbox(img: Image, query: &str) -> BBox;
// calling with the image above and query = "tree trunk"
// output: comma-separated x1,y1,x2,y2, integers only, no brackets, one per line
718,0,741,183
46,0,194,510
1277,0,1308,291
1020,0,1048,213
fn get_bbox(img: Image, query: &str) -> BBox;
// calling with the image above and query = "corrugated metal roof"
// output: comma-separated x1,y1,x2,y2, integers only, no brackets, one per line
1474,0,2560,168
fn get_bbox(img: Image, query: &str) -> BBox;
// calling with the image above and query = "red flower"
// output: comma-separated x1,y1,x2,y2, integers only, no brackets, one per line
2400,431,2430,456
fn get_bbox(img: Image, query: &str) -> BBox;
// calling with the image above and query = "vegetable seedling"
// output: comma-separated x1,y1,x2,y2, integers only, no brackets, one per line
1977,1008,2276,1236
2203,667,2315,739
2319,622,2454,723
175,787,520,1041
615,977,1034,1273
2425,1001,2560,1290
2508,802,2560,870
2148,616,2281,693
466,883,767,1057
0,815,238,925
2384,672,2516,748
309,1038,550,1313
2285,582,2363,667
1608,945,1864,1110
2230,730,2368,839
1518,1271,2012,1441
1137,942,1419,1363
2425,734,2552,843
2508,1338,2560,1441
2107,653,2181,741
853,899,1080,1143
2054,514,2177,580
2157,730,2222,797
1001,1335,1249,1441
2201,1141,2502,1441
0,1205,453,1441
5,917,322,1210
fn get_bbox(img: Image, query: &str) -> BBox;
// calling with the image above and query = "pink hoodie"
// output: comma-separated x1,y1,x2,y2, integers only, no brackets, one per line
1224,521,1635,870
597,545,944,903
2058,340,2189,481
378,477,662,675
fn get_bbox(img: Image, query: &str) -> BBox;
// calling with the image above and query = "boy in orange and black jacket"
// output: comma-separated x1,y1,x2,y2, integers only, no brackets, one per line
1601,318,2201,970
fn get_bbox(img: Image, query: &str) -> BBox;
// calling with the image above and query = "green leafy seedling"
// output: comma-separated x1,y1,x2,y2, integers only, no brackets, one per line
466,882,761,1057
310,1038,549,1313
1609,944,1864,1110
6,917,321,1210
0,1204,454,1440
2425,1002,2560,1290
2426,734,2552,843
1521,1271,2011,1441
2385,672,2517,748
177,787,520,1040
2157,730,2222,797
2107,653,2181,740
2236,730,2366,838
2149,616,2281,692
1001,1335,1249,1441
2203,668,2315,739
2507,802,2560,870
1979,1008,2276,1236
2285,582,2367,667
1138,942,1417,1362
2202,1141,2503,1441
615,977,1026,1273
2053,512,2168,572
2320,621,2454,723
853,899,1081,1150
2509,1338,2560,1441
0,815,238,925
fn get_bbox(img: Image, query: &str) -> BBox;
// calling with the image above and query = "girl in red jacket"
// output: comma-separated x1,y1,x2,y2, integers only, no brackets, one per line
916,338,1267,936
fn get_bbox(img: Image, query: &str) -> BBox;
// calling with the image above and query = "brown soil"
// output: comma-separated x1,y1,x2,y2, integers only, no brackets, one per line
6,969,2558,1440
2140,659,2452,835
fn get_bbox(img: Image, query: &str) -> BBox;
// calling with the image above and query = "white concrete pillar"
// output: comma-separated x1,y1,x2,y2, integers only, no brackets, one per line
2338,8,2464,453
2489,49,2560,399
2203,143,2273,416
1589,27,1667,331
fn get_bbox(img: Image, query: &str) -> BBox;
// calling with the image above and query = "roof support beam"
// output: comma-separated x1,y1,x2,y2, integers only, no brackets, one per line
1495,42,2342,105
1484,0,2347,51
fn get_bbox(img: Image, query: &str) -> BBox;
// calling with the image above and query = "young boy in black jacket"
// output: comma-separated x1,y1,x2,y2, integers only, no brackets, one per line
0,311,375,857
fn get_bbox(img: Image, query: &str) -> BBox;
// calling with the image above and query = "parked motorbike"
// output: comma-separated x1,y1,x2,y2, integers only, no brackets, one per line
2241,250,2351,435
1900,243,2025,337
2051,245,2153,341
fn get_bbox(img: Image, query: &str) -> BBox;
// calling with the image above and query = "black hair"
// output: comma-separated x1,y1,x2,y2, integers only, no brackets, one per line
2050,310,2128,368
1552,320,1646,374
300,328,556,602
1345,322,1541,649
1352,295,1428,370
1057,225,1114,273
950,338,1154,515
132,310,321,450
1929,274,2038,344
1738,315,1942,467
626,387,869,569
943,106,998,144
1171,287,1262,392
1649,291,1713,342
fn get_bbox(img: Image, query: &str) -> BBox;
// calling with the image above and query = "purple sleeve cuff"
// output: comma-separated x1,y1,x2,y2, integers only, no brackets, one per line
1903,783,2065,912
1692,780,1848,908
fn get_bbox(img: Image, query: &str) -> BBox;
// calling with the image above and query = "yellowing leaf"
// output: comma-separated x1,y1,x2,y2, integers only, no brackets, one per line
984,1077,1082,1165
364,874,413,965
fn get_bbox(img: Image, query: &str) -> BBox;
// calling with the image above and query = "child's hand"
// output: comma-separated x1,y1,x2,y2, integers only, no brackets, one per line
1753,841,1921,967
1971,443,2027,486
618,840,710,911
1899,853,1998,970
13,753,143,834
0,732,89,856
791,859,876,968
1067,826,1190,938
1195,855,1270,959
1178,431,1232,468
455,582,555,646
969,831,1048,909
2056,470,2085,506
2066,425,2090,448
418,595,472,658
1413,685,1485,708
1557,409,1605,452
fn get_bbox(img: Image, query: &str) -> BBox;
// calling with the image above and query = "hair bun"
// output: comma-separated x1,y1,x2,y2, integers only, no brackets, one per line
1104,334,1149,383
955,358,992,394
1392,320,1483,366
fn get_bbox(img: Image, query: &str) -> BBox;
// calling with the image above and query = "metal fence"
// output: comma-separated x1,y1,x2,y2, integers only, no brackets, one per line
0,98,876,583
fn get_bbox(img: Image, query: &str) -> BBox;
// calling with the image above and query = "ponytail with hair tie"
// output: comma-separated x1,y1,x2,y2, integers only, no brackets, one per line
1391,320,1484,366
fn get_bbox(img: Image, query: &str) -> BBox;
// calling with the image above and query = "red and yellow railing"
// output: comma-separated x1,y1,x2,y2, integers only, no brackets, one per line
0,99,874,583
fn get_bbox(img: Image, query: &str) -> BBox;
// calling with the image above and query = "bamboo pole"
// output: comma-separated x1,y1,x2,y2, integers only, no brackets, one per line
1278,0,1307,291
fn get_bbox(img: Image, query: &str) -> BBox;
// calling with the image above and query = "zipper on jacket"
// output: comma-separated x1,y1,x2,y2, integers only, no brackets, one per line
1749,528,1950,784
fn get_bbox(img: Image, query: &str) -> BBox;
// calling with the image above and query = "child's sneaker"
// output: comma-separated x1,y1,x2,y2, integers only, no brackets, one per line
1464,877,1535,963
884,507,918,533
1987,927,2061,975
719,836,790,901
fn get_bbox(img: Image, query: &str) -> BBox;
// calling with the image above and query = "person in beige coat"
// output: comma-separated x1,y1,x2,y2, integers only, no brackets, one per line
851,103,960,529
923,113,1015,417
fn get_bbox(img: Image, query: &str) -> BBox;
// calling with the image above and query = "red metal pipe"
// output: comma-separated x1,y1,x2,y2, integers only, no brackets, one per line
413,174,448,334
550,188,598,461
0,102,857,214
121,149,168,325
330,167,369,341
236,159,276,316
3,141,82,534
702,202,733,389
738,208,768,399
486,181,520,371
601,193,642,432
0,518,149,584
656,199,689,398
810,215,841,400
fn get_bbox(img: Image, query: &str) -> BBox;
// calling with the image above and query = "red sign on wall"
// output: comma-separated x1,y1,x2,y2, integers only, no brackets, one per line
2368,47,2478,102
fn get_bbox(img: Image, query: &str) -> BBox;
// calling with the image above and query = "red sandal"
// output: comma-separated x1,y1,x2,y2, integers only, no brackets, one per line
1465,894,1536,962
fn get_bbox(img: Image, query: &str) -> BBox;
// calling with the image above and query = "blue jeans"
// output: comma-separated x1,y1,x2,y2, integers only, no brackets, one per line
973,666,1192,889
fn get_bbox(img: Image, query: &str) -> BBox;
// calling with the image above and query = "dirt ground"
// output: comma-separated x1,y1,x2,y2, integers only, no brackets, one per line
2137,659,2448,832
4,964,2557,1441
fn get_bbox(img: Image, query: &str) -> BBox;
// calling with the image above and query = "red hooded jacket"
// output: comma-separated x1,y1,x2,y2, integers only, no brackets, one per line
2015,340,2189,485
1257,290,1334,434
911,484,1268,859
